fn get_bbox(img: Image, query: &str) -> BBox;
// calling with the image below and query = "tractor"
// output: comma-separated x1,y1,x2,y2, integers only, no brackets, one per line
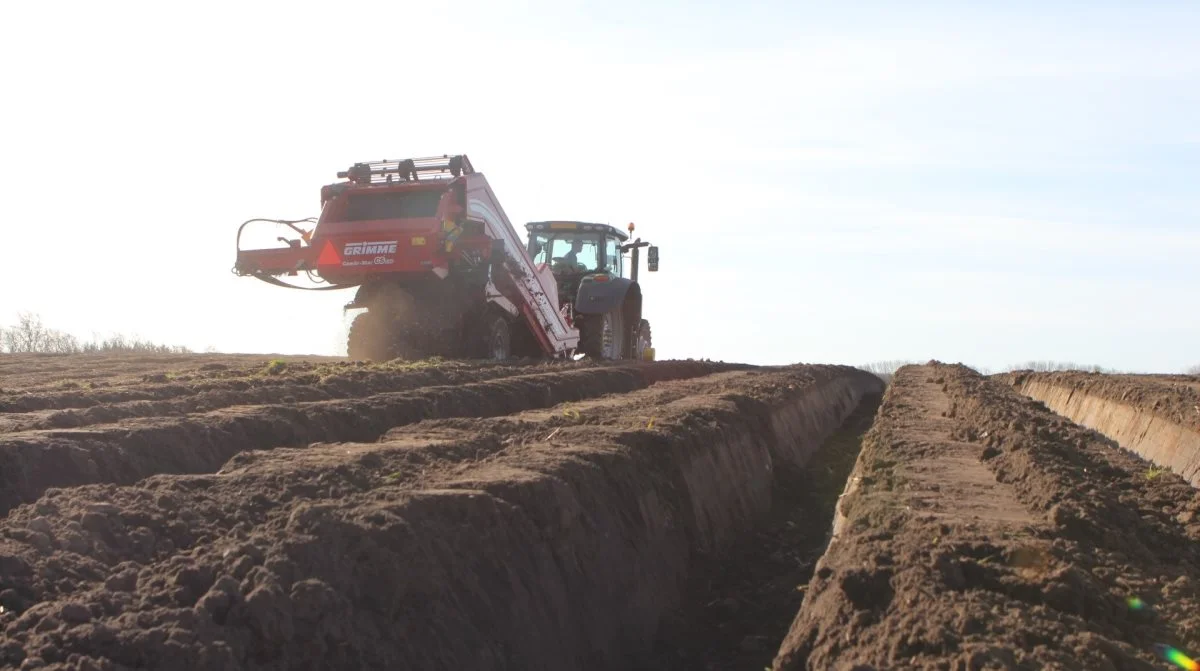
524,221,659,360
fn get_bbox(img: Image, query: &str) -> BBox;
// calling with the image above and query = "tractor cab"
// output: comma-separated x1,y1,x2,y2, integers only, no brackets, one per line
525,221,627,280
524,221,659,361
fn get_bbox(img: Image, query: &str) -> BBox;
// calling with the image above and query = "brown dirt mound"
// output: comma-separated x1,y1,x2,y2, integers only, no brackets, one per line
1001,370,1200,487
0,365,882,670
1001,370,1200,435
0,361,743,515
0,358,575,415
0,361,594,431
774,362,1200,670
0,354,342,396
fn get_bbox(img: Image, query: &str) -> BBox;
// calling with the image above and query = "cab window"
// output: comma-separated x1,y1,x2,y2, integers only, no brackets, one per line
531,233,600,272
603,237,623,275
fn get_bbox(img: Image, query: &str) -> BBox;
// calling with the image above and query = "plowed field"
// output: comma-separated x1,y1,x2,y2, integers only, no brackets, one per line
775,363,1200,670
0,354,884,669
7,355,1198,670
1002,370,1200,487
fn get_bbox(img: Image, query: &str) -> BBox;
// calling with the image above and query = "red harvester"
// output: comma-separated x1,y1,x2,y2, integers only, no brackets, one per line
233,154,658,362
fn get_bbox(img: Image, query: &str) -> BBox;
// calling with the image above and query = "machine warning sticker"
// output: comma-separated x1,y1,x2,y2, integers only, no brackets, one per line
341,240,397,267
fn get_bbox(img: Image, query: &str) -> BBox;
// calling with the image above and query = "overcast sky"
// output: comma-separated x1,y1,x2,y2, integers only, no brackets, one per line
2,0,1197,372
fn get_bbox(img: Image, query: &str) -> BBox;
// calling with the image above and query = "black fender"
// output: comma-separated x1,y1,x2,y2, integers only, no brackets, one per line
573,276,631,315
574,276,645,357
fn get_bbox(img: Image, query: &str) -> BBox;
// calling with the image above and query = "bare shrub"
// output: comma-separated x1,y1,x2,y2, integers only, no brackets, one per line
79,334,190,354
1186,364,1200,376
1004,360,1118,374
0,312,190,355
858,360,914,384
1,312,79,354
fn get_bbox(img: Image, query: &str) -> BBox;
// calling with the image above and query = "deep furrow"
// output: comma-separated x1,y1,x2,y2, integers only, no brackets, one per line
645,391,883,669
0,360,746,515
14,353,1200,669
0,364,881,670
773,364,1200,670
1001,371,1200,487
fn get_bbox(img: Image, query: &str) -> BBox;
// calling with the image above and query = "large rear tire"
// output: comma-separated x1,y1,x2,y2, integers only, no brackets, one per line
481,313,512,361
347,309,425,362
579,308,624,360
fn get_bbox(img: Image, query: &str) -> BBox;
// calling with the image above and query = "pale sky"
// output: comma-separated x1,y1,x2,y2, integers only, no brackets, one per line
2,1,1197,372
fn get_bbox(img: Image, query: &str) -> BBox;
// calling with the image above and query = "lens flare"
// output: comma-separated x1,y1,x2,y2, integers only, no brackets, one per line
1155,644,1199,670
1127,596,1146,610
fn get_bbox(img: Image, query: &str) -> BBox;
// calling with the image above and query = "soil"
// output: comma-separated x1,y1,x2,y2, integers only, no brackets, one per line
0,360,747,515
1002,370,1200,488
1001,370,1200,434
17,353,1199,669
0,354,343,395
0,362,881,670
0,357,593,415
644,391,883,670
774,362,1200,670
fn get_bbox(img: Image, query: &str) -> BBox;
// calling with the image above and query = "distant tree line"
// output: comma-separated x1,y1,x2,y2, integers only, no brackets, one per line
1004,360,1120,374
0,312,192,354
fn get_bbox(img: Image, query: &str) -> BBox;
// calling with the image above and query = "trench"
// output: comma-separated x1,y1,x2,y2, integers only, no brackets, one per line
0,367,886,670
764,364,1200,669
639,392,883,670
1012,379,1200,486
391,370,884,671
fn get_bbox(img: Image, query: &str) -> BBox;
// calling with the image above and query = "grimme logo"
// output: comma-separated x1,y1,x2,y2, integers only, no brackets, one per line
343,240,398,256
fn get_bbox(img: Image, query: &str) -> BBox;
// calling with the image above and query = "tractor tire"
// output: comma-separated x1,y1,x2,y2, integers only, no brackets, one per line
579,308,624,360
633,319,652,360
480,313,512,361
347,310,421,362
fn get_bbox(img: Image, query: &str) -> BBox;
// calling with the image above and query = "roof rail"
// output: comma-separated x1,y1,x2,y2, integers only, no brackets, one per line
337,154,474,184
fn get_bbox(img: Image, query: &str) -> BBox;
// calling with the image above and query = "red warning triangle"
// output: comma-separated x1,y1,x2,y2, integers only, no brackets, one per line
316,240,341,266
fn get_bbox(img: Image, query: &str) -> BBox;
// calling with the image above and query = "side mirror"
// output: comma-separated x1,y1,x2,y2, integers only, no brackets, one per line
647,246,659,272
531,242,543,257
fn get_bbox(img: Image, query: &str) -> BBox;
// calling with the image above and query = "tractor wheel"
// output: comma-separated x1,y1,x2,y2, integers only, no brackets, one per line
633,319,652,360
580,308,624,360
482,313,512,361
348,309,422,362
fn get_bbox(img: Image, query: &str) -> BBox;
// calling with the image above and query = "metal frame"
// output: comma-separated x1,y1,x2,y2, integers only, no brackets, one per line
525,221,629,242
336,155,475,185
